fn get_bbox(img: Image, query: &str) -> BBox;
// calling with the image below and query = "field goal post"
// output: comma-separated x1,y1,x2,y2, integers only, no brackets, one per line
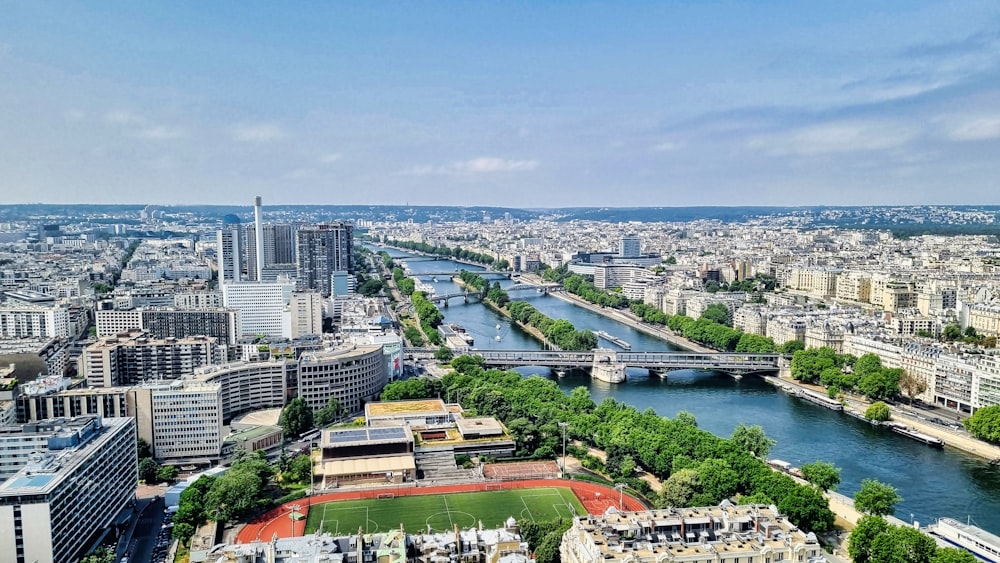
377,492,395,500
484,482,503,491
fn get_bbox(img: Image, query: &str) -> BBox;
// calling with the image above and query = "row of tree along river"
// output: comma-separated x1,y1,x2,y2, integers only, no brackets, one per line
375,245,1000,534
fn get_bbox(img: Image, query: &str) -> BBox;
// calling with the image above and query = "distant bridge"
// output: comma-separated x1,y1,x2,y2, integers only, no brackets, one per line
407,271,512,278
427,283,563,305
402,347,781,383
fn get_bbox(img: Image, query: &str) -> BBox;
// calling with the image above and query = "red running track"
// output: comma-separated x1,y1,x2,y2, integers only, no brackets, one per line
236,479,647,544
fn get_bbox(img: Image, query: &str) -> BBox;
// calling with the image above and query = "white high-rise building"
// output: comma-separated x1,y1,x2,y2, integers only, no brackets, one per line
223,280,296,338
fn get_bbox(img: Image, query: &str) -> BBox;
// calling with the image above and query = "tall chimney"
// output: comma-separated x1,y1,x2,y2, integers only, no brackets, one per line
253,196,264,281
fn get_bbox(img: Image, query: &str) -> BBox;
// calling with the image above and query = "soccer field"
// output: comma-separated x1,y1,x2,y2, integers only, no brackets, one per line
304,487,585,535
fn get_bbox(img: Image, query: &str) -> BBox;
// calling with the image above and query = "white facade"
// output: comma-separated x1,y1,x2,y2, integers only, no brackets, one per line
223,280,296,338
286,291,324,338
0,306,70,339
148,381,224,462
0,417,136,563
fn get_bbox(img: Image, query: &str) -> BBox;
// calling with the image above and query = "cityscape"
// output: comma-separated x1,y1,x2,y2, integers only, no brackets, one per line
3,3,1000,563
1,200,1000,563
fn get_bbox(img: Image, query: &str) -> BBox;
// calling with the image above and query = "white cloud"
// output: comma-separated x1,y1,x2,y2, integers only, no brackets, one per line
232,123,287,143
747,120,918,156
401,156,539,176
318,152,342,164
136,126,185,140
943,115,1000,141
105,110,146,126
452,157,538,173
651,141,684,153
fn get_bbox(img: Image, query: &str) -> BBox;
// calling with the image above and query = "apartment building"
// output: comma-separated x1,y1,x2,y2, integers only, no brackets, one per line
560,505,823,563
80,330,220,388
96,307,239,344
222,280,296,338
0,416,136,563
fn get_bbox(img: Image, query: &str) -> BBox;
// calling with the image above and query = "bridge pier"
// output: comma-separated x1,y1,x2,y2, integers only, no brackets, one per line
592,349,626,383
442,300,448,308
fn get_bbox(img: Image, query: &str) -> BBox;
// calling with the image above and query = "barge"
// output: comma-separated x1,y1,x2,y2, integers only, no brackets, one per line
594,330,632,350
795,389,844,411
885,421,945,448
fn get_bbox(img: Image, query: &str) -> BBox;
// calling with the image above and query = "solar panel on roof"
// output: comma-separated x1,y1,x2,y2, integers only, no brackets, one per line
328,429,368,443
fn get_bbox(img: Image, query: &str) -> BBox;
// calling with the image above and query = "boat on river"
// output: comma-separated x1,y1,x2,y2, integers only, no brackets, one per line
928,517,1000,562
794,389,844,411
885,421,945,448
595,330,631,350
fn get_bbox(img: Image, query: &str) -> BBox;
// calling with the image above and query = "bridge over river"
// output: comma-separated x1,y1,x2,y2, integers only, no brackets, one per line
403,347,781,383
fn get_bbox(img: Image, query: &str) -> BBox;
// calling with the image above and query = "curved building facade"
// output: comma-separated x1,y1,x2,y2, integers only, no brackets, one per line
297,344,387,413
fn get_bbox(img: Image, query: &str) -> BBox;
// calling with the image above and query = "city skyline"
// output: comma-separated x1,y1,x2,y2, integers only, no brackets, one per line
2,2,999,207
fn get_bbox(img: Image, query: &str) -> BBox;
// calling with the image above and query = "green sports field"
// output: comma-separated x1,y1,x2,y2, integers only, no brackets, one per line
305,487,585,535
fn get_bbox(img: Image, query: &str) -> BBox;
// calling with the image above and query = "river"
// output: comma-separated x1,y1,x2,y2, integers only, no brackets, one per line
376,246,1000,533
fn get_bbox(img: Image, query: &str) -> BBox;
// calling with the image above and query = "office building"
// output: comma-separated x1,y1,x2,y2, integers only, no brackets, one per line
223,280,296,338
619,235,641,258
0,416,137,563
296,344,386,412
296,222,354,296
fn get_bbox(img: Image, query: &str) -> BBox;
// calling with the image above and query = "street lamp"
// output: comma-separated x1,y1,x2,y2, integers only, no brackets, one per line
558,422,569,476
289,503,302,537
615,483,626,512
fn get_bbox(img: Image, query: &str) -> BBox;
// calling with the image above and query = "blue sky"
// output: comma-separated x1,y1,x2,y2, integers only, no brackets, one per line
1,1,999,207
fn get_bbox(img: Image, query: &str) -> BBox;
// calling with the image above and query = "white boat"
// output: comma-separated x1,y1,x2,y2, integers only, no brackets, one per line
928,518,1000,562
496,323,502,330
495,334,502,342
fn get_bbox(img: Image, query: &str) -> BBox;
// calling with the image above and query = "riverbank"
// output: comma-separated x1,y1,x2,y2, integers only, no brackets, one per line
767,373,1000,462
524,277,713,353
453,276,560,349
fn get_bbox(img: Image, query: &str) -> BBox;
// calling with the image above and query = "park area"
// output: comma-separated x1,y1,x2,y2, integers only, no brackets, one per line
304,486,585,535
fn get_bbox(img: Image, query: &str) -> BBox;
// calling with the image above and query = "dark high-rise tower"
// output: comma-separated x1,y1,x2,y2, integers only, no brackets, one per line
295,222,353,296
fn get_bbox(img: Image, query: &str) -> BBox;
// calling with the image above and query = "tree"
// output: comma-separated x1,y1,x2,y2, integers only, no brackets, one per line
854,478,902,516
80,546,116,563
858,367,902,401
172,522,195,546
282,454,313,485
850,515,892,563
659,468,699,508
869,524,937,563
898,371,927,404
730,424,775,458
314,397,345,427
943,324,962,341
138,457,159,484
801,461,841,491
932,547,978,563
865,401,892,422
780,340,805,354
279,397,314,437
137,437,153,459
434,346,454,362
156,464,180,483
700,303,731,326
204,468,264,522
777,484,834,533
675,411,698,427
964,405,1000,444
